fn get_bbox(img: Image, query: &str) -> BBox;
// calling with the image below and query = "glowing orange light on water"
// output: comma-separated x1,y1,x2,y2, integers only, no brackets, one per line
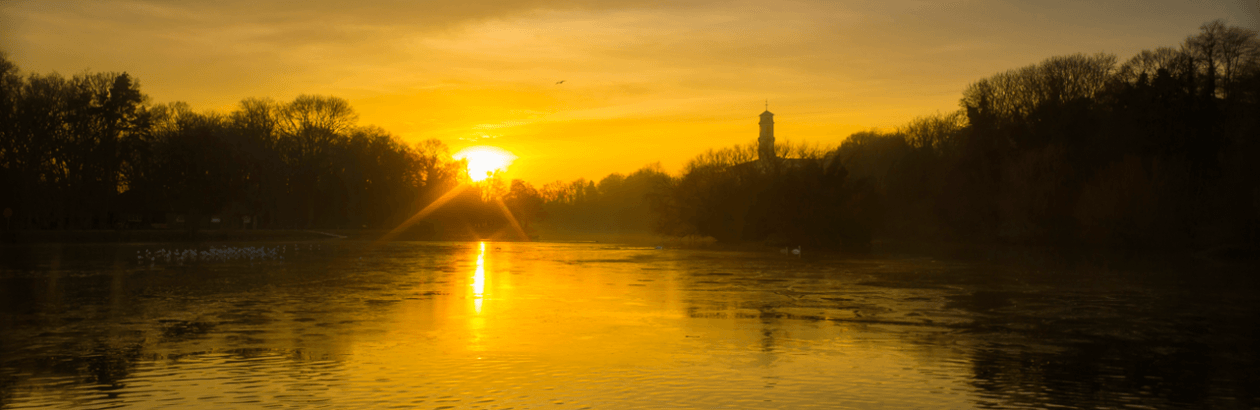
473,242,486,313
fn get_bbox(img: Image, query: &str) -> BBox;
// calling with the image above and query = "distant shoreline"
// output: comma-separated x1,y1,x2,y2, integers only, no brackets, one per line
0,229,352,244
3,229,1254,268
0,228,563,244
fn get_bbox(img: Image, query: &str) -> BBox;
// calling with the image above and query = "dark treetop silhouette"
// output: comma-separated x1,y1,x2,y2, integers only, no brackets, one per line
2,20,1258,250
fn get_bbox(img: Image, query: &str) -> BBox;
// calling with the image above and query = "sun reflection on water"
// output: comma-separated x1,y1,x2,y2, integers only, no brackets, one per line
1,242,1027,408
473,242,486,314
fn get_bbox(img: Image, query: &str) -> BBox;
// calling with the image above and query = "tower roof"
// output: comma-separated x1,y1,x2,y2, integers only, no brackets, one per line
760,110,773,116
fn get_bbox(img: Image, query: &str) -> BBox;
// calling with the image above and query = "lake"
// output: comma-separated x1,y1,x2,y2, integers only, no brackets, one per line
0,241,1255,409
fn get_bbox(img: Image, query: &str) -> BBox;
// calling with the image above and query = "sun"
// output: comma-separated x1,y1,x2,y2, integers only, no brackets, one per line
453,146,517,182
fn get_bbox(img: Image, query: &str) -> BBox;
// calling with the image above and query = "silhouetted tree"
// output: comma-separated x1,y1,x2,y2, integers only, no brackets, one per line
5,21,1258,249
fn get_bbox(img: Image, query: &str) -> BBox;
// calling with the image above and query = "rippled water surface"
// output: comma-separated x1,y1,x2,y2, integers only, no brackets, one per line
1,241,1256,409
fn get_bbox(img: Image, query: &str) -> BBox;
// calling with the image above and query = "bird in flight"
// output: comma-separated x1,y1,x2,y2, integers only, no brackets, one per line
556,80,565,85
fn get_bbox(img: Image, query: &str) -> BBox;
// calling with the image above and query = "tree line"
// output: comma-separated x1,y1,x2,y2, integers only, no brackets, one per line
531,164,672,241
539,20,1260,251
0,55,542,238
467,19,1260,251
4,20,1258,250
850,20,1260,250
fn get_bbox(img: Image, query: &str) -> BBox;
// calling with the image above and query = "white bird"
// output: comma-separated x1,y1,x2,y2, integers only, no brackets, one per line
791,246,801,257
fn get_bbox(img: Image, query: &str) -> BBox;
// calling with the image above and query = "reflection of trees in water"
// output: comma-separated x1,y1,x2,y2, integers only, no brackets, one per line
0,338,147,404
0,243,435,405
82,342,144,391
159,319,217,341
966,330,1226,408
674,252,1258,408
949,267,1258,408
755,304,782,369
0,370,15,408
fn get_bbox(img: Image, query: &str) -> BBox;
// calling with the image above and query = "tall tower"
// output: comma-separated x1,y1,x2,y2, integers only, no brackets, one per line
758,103,775,162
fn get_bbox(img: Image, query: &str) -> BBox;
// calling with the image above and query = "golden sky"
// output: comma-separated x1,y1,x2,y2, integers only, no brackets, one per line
2,1,1257,184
